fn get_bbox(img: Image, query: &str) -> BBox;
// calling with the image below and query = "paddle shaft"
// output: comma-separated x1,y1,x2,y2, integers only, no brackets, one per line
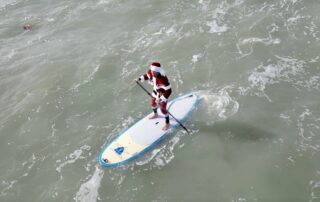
135,81,190,134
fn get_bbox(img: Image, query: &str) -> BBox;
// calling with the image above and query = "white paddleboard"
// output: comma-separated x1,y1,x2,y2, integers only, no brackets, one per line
99,93,199,167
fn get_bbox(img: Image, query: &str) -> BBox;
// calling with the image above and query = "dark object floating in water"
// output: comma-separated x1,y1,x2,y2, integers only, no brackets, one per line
23,24,32,30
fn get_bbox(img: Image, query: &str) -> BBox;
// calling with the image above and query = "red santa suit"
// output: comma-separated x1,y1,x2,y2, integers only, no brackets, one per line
138,62,172,121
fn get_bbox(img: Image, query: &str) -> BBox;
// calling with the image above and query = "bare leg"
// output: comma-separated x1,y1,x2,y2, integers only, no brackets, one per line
160,102,170,130
149,97,158,119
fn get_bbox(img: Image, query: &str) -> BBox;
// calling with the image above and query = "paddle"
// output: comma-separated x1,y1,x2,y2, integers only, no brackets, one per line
135,81,190,134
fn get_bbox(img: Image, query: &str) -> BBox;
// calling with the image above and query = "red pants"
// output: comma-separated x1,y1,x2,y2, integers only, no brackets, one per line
151,98,168,117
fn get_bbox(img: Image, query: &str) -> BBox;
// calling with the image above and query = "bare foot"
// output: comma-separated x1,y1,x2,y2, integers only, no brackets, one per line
162,123,170,131
148,113,158,119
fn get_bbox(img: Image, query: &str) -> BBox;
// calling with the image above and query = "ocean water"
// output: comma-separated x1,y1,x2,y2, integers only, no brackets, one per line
1,0,320,201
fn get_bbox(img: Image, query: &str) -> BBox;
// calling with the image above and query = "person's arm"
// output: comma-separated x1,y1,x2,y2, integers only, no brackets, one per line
136,70,152,82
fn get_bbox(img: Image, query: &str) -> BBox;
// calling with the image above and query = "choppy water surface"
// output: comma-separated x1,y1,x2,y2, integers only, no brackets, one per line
1,0,320,201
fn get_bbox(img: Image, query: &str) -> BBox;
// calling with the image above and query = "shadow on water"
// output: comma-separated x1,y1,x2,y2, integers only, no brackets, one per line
196,120,277,141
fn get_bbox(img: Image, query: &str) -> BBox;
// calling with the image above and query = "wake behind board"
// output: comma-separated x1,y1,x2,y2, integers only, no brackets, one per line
99,93,199,167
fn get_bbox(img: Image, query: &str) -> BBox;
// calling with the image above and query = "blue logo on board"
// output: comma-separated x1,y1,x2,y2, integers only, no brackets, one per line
114,146,124,155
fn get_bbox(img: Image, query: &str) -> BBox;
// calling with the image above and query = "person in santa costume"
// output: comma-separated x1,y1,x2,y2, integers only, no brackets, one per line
134,62,172,131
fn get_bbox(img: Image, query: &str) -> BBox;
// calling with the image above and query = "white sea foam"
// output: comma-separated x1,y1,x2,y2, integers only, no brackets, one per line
206,0,243,34
310,180,320,201
121,116,135,128
248,56,306,91
56,145,91,173
231,198,247,202
191,54,202,63
74,166,104,202
198,89,239,122
0,180,18,197
207,20,230,34
135,134,181,168
135,147,163,166
86,125,94,131
0,0,18,11
97,0,112,6
241,37,281,45
120,61,139,78
69,65,100,92
198,0,209,10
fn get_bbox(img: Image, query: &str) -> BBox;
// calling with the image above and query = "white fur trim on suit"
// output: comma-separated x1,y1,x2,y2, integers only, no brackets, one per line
150,65,162,72
139,75,145,81
160,95,168,102
159,84,171,90
150,65,166,76
152,91,158,98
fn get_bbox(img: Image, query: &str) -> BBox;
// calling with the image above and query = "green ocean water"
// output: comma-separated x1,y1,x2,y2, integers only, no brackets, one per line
1,0,320,201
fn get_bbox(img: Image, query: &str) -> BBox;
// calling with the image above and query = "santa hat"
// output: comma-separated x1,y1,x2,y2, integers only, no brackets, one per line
150,62,166,76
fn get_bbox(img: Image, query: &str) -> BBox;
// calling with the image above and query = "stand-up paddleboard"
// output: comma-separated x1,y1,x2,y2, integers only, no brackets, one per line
99,93,199,167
